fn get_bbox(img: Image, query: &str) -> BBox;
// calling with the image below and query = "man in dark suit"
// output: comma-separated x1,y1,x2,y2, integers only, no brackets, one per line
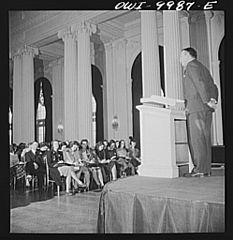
180,47,218,177
25,141,45,189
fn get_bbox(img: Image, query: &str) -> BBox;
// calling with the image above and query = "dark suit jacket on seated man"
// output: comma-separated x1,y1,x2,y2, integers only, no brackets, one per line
180,47,218,177
25,141,45,189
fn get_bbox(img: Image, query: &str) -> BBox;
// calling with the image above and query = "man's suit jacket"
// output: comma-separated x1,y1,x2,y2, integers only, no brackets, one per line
183,59,218,114
25,150,43,173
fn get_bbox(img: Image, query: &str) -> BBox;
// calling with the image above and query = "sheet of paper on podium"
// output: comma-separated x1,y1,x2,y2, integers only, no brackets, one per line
140,95,185,110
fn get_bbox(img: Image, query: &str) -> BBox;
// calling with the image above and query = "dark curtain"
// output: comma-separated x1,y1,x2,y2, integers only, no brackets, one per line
219,38,225,144
131,53,142,150
159,46,165,94
34,78,53,143
9,88,13,109
92,65,104,143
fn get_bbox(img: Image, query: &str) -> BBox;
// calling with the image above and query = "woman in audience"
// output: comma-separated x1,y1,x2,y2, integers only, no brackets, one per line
116,139,135,177
128,138,141,175
115,140,120,149
47,140,86,195
80,139,104,189
106,140,117,160
15,143,27,162
103,140,108,153
95,141,117,182
60,141,68,155
63,141,90,191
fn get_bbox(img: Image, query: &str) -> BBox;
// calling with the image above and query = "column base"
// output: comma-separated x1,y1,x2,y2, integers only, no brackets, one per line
138,164,179,178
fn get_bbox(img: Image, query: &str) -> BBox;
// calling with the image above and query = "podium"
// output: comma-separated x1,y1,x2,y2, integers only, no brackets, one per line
136,95,189,178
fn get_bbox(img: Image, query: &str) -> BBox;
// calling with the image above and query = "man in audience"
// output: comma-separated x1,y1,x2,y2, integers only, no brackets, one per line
25,141,45,190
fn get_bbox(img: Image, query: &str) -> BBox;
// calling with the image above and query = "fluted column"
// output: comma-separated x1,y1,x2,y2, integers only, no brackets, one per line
163,11,183,100
140,11,161,97
58,28,78,141
205,11,223,145
72,22,96,146
12,54,22,144
21,46,38,143
51,58,64,141
104,42,115,140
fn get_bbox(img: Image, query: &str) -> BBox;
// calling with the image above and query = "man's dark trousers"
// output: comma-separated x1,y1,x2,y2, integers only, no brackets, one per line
186,109,213,174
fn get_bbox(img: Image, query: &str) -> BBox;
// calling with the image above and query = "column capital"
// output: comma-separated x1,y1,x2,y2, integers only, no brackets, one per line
204,11,214,20
71,21,97,37
140,10,156,14
20,45,38,56
13,45,38,58
58,27,75,41
12,52,21,60
189,12,206,23
178,10,189,19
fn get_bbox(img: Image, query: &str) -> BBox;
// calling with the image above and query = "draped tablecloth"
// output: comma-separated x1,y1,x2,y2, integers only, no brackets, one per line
97,176,224,233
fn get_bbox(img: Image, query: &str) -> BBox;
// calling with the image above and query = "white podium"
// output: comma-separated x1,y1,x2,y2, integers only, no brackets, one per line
136,95,187,178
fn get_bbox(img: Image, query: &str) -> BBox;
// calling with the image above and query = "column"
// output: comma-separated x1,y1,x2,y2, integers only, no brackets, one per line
205,11,223,145
112,39,129,141
179,12,190,49
104,42,115,140
12,53,22,144
72,21,96,146
140,10,161,97
163,11,183,100
51,58,64,141
21,46,38,143
58,28,78,141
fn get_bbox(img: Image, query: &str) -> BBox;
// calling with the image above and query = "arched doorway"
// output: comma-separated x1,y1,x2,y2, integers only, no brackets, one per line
9,87,13,145
34,78,53,143
211,37,225,165
131,52,142,149
92,65,104,143
131,46,165,149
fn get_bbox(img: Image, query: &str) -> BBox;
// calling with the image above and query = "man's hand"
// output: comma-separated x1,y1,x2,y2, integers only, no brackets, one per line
207,98,217,110
33,162,39,170
184,108,189,116
100,159,107,164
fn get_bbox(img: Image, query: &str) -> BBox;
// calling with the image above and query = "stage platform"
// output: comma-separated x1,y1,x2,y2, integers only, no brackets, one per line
97,175,224,233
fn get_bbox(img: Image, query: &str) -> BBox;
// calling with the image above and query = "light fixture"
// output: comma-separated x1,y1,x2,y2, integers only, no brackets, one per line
112,115,119,131
57,121,64,133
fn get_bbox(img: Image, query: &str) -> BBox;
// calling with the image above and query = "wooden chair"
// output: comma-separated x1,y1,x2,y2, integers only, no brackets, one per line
11,163,27,190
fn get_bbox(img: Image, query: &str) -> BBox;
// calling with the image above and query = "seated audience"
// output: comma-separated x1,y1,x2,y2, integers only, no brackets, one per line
12,135,141,192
